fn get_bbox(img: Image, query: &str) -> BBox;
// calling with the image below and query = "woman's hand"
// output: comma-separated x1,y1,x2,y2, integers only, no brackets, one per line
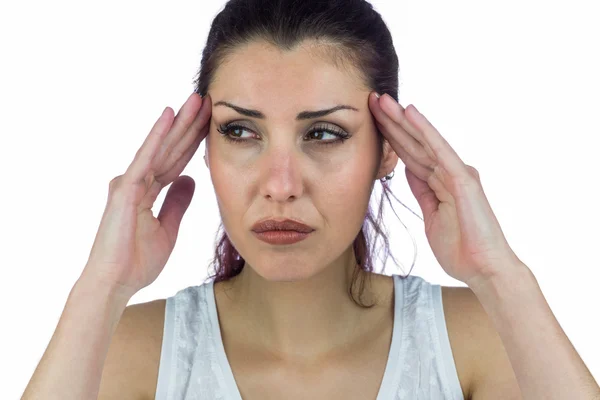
368,92,524,288
81,92,212,297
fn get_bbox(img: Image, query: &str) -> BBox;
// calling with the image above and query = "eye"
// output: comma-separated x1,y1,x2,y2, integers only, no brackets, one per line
216,122,351,147
216,123,256,143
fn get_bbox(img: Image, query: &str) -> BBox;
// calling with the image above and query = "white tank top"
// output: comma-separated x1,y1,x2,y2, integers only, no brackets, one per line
154,274,465,399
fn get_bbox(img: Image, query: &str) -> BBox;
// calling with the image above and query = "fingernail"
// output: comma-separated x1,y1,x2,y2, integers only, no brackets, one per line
375,92,381,99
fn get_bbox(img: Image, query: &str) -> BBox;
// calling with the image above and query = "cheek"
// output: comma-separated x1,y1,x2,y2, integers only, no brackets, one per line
206,139,245,212
318,161,375,220
209,164,246,214
317,139,379,233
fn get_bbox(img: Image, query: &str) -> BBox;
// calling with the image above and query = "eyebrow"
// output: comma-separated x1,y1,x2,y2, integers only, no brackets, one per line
213,101,359,120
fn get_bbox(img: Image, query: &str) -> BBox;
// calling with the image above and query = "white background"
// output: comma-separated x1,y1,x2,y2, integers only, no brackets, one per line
1,0,599,398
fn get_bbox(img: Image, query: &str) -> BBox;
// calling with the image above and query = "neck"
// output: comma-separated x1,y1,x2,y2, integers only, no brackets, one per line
221,250,381,364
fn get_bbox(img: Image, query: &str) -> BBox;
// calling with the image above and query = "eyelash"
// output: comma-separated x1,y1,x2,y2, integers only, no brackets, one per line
216,122,351,147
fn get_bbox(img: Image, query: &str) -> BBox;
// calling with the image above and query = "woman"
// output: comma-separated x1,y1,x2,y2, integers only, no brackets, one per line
22,0,600,399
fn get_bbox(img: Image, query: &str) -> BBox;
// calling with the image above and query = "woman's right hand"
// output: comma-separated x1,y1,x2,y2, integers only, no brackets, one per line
80,92,212,298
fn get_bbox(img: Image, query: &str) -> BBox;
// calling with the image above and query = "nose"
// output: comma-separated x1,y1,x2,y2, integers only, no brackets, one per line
258,148,304,203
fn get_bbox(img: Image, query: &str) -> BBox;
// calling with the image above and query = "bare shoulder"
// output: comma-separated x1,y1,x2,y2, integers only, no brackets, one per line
98,298,166,400
441,286,478,399
441,286,522,400
127,299,166,399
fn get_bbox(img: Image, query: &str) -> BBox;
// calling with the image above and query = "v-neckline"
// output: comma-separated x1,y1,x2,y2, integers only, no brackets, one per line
206,274,404,400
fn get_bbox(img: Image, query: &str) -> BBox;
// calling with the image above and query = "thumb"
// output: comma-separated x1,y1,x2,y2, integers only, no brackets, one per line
404,166,439,222
157,175,195,245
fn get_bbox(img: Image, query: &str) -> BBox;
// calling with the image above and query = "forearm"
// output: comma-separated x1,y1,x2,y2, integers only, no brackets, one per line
470,263,600,399
22,273,131,400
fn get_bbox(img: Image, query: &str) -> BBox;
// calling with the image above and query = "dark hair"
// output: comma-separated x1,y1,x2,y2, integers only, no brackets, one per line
193,0,421,308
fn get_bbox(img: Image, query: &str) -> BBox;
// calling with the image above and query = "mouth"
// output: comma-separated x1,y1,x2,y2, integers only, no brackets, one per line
252,230,313,245
251,218,315,234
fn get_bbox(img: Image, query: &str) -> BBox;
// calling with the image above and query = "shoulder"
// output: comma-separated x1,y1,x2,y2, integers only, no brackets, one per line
441,286,522,400
104,298,166,400
440,286,479,399
118,288,214,400
121,298,166,356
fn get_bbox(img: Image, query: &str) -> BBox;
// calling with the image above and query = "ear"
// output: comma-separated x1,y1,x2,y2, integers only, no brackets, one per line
375,139,399,180
204,138,209,169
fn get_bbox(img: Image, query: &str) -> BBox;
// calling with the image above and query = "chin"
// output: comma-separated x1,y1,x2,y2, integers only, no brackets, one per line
243,257,324,283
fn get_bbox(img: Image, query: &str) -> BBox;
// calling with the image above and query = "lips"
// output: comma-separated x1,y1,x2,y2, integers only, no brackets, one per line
251,218,315,233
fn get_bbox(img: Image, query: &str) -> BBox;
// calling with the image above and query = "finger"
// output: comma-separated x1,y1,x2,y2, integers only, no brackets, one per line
160,93,212,176
375,121,432,182
156,120,206,185
157,175,195,247
376,93,424,140
369,92,434,170
137,124,204,220
378,94,438,162
404,166,440,222
124,107,174,184
405,105,472,184
154,92,204,168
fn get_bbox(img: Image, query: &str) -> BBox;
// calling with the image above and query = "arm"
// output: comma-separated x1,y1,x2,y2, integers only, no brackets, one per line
22,272,132,400
469,262,600,400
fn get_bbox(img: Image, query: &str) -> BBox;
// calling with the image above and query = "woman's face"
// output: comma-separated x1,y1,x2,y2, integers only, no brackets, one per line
205,40,397,281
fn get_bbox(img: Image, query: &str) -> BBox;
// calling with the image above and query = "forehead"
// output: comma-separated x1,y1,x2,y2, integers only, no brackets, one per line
209,40,368,117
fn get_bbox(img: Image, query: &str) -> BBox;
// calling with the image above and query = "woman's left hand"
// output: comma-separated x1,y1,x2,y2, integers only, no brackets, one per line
368,92,524,288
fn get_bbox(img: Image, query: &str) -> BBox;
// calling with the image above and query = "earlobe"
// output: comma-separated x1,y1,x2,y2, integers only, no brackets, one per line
204,140,210,169
376,140,399,180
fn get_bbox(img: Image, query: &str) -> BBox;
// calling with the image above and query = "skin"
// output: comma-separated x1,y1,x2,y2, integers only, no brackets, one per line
203,39,399,365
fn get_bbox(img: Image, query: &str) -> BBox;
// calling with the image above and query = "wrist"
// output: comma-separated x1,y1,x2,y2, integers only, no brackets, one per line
468,260,534,295
75,269,136,305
